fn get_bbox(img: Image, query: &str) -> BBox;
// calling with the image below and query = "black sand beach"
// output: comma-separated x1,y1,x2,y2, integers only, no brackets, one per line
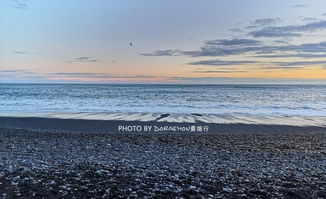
1,116,326,134
0,117,325,198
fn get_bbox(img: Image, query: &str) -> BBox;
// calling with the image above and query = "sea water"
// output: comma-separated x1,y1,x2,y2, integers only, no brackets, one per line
0,84,325,116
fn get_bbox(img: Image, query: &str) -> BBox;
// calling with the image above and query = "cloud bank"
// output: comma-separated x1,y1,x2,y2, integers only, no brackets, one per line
65,57,99,64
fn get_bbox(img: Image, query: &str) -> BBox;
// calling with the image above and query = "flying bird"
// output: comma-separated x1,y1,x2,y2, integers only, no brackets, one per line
129,42,133,46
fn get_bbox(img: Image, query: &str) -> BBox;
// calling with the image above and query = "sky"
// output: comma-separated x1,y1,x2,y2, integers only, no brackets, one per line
1,0,326,84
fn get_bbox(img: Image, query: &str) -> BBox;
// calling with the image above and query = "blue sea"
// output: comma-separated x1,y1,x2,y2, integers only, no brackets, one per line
0,84,326,116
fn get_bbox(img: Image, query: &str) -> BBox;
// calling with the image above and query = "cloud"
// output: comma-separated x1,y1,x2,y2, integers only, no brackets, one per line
272,60,326,66
249,28,301,37
0,69,31,73
229,28,243,32
0,70,158,81
192,70,247,73
302,17,320,22
0,69,34,79
0,69,35,76
142,38,263,57
141,17,326,57
247,18,281,28
65,56,99,63
13,51,30,54
252,53,326,58
46,72,155,79
187,59,326,68
13,51,42,55
140,15,326,73
249,26,300,38
249,20,326,37
140,50,180,56
2,70,325,84
292,4,307,8
280,41,326,53
184,41,262,57
258,60,326,70
166,77,326,84
204,38,261,46
143,39,326,58
0,70,163,83
273,40,290,44
48,72,114,78
187,60,257,66
260,66,304,70
9,0,29,10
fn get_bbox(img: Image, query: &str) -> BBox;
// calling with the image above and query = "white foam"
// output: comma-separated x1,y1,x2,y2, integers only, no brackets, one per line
1,112,325,127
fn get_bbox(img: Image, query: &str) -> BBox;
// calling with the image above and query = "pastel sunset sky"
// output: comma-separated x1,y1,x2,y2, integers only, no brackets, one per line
1,0,326,83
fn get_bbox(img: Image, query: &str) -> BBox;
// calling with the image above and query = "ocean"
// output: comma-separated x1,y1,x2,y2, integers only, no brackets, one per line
0,84,325,116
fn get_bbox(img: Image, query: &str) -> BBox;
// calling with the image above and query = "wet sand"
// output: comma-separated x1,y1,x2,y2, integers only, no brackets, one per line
1,112,326,127
0,117,325,198
1,116,326,134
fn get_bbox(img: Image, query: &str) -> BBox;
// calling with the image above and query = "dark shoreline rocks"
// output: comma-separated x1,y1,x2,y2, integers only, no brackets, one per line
0,128,325,198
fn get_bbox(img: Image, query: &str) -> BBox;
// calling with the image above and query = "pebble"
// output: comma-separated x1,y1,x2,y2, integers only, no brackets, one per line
0,127,324,198
223,187,232,192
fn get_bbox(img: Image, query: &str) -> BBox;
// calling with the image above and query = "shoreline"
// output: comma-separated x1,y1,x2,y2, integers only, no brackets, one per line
1,116,326,134
1,112,326,127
